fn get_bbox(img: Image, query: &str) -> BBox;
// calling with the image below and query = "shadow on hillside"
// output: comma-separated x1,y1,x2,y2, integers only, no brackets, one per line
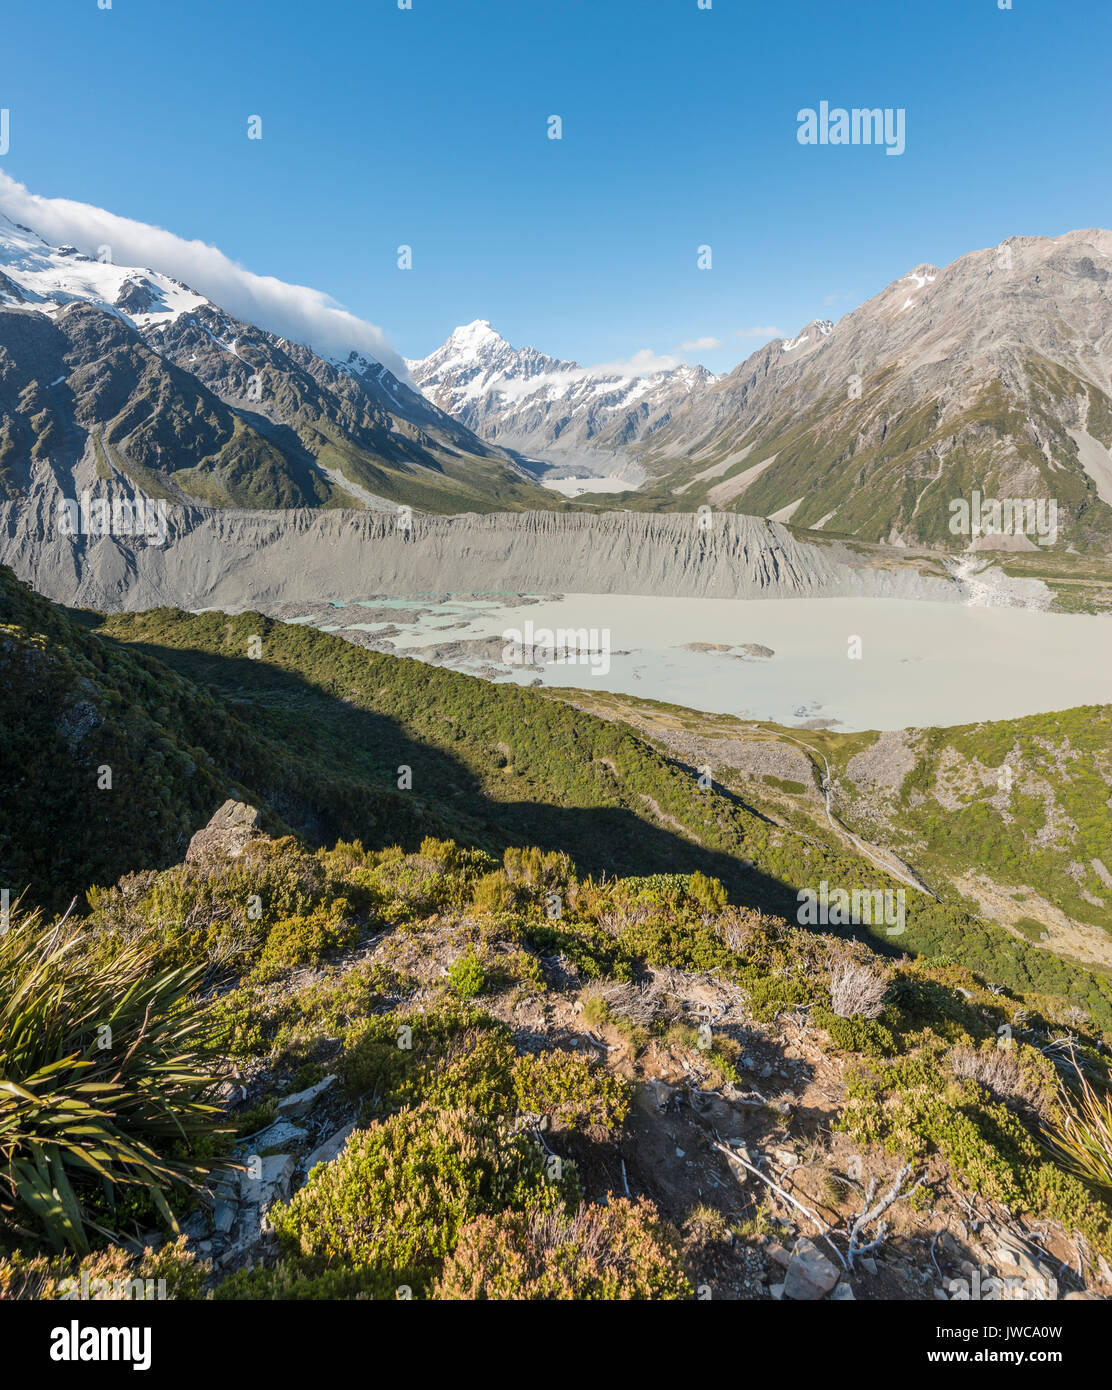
100,630,805,919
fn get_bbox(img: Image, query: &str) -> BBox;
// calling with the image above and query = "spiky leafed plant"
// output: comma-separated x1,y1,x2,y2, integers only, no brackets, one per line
0,905,226,1252
1043,1053,1112,1193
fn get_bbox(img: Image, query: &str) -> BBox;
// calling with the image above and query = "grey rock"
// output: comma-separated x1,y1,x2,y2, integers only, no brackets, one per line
212,1202,237,1235
784,1238,841,1301
181,1210,209,1239
304,1122,357,1173
276,1074,337,1121
702,1096,745,1140
246,1118,309,1151
982,1226,1054,1284
186,800,261,864
239,1152,296,1205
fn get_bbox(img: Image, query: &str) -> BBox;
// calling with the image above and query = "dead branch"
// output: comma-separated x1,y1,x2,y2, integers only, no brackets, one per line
846,1163,923,1270
712,1137,846,1270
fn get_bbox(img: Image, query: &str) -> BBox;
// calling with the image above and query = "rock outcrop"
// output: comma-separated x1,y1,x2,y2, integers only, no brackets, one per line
186,801,262,866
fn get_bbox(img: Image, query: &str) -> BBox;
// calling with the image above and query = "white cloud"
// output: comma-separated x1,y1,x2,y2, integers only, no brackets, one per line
680,336,722,352
586,348,684,377
735,324,786,339
491,348,686,404
0,172,408,378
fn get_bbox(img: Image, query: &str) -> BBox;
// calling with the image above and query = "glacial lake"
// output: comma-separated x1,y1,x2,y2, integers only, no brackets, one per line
295,593,1112,732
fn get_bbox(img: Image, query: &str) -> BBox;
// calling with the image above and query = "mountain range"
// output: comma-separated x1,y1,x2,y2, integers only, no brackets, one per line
411,232,1112,549
406,319,714,482
3,208,1112,550
0,213,553,515
628,230,1112,549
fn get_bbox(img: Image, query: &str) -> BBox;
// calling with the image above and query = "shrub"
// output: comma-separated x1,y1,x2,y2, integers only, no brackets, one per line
258,899,360,970
840,1049,1112,1254
269,1104,570,1282
580,990,612,1028
503,846,576,894
369,849,460,924
0,910,226,1252
512,1050,630,1136
948,1043,1053,1115
447,949,486,1000
812,1007,897,1058
685,1203,730,1242
829,959,890,1020
338,1002,499,1101
434,1198,690,1300
413,1028,517,1117
214,1261,407,1301
688,872,728,915
471,871,515,915
0,1235,207,1301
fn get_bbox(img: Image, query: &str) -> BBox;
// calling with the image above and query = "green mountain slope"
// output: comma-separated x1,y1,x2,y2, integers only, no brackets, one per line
544,687,1112,978
1,564,1109,1025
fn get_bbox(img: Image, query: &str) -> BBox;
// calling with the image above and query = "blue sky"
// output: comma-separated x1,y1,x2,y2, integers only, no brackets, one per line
1,0,1108,374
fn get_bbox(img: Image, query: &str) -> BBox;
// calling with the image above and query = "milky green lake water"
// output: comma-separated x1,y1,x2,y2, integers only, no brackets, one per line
307,593,1112,732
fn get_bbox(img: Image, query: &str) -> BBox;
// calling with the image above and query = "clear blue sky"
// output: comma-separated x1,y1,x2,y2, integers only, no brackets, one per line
1,0,1108,373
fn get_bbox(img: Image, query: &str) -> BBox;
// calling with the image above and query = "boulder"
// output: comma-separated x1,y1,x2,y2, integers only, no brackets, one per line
784,1237,841,1300
246,1119,308,1150
979,1223,1055,1284
239,1152,295,1206
212,1201,236,1235
186,800,262,865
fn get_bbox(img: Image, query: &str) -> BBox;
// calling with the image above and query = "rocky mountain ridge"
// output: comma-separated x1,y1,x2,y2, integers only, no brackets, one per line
623,231,1112,550
0,214,552,514
407,319,715,476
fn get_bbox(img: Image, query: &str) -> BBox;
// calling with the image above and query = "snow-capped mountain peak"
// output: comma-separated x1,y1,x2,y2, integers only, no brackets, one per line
446,319,503,348
406,323,716,466
0,213,210,329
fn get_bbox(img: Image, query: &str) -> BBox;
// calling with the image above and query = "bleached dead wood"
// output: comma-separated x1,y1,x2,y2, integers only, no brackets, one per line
711,1137,847,1270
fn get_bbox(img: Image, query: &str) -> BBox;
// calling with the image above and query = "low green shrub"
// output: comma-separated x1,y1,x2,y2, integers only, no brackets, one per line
269,1104,573,1287
512,1049,630,1135
447,948,487,1000
258,899,361,970
434,1198,690,1300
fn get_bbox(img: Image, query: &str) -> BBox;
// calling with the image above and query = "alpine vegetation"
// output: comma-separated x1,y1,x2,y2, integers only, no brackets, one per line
0,0,1110,1346
796,882,906,936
